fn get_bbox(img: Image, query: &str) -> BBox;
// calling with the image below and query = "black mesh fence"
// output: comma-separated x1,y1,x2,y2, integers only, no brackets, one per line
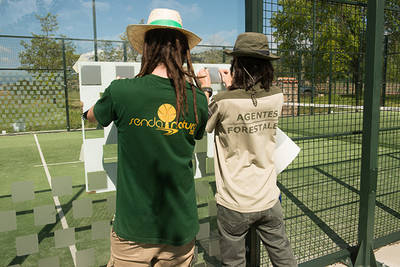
0,35,230,133
0,2,398,265
261,0,400,266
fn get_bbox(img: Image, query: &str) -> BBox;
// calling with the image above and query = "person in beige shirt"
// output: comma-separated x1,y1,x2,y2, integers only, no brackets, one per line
198,32,297,267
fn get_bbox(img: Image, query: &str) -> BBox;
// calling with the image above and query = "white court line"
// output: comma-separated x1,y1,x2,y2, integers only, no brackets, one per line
33,134,77,266
33,160,82,167
284,102,400,111
33,157,118,167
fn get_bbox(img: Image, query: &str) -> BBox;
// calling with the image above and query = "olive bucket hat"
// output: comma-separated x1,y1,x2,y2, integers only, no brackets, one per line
224,32,280,60
126,8,201,54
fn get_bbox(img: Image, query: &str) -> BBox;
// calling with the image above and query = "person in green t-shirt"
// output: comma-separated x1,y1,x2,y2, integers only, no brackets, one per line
85,8,208,267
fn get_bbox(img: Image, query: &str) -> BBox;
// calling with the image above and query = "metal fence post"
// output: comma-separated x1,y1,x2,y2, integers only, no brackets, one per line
298,51,302,116
328,52,333,114
245,0,263,33
310,0,316,115
246,226,260,267
244,0,263,265
61,39,71,131
381,34,389,107
123,41,127,62
354,0,385,266
92,0,98,61
355,30,364,109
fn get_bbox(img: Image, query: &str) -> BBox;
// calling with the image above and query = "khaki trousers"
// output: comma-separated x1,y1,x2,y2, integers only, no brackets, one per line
107,229,195,267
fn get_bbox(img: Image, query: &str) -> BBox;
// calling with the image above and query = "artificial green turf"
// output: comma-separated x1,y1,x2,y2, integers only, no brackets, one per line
0,124,399,266
281,111,398,134
0,133,76,266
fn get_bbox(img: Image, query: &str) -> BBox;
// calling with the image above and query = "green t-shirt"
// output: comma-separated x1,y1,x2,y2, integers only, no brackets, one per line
93,74,208,246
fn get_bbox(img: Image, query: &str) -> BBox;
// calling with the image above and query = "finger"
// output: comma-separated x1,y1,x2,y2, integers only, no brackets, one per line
218,69,228,75
197,68,208,77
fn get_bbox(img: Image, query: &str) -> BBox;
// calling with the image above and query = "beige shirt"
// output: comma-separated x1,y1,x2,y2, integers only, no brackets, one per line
206,84,283,212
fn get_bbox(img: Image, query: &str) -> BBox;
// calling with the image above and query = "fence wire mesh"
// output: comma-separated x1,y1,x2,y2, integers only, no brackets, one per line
374,5,400,245
0,1,399,266
0,35,230,134
261,0,400,266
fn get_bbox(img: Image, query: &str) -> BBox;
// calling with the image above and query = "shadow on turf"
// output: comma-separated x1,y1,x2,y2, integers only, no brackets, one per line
8,185,86,266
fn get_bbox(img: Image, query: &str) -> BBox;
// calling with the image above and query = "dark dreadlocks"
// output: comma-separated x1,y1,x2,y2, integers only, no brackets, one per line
137,28,200,123
229,56,274,92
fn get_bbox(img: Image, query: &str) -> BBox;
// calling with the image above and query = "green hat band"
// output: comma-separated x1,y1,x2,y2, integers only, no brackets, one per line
149,19,182,28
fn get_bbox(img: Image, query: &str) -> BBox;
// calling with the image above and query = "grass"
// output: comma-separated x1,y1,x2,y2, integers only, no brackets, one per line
0,113,399,266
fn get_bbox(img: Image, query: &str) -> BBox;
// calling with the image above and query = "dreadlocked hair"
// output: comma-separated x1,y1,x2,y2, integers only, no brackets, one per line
229,56,274,92
136,28,201,123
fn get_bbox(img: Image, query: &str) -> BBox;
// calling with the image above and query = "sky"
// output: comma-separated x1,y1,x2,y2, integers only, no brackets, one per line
0,0,245,47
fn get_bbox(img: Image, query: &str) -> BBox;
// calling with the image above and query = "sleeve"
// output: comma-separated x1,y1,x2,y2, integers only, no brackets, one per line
93,85,116,127
205,97,220,133
194,94,208,140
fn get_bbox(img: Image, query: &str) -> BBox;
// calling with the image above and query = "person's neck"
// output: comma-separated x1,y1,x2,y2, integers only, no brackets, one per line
152,64,169,78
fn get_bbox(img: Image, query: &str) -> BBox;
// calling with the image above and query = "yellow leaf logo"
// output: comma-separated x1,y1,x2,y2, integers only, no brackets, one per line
129,103,196,136
156,104,178,135
157,104,176,128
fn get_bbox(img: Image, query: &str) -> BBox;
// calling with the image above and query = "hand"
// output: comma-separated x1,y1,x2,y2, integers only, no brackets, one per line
197,68,211,88
87,106,97,123
218,69,232,88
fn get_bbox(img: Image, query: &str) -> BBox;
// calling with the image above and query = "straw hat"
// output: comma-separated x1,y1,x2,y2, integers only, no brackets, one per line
126,8,201,54
224,32,280,60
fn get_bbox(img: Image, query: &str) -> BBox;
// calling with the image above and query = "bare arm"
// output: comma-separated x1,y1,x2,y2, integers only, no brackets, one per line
197,68,212,103
86,106,97,123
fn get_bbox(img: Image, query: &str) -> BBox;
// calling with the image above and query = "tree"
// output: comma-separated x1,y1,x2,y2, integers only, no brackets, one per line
96,19,144,62
271,0,400,94
19,13,78,71
384,3,400,84
97,40,121,61
191,49,228,63
118,31,140,62
271,0,365,91
18,12,80,99
96,33,140,62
